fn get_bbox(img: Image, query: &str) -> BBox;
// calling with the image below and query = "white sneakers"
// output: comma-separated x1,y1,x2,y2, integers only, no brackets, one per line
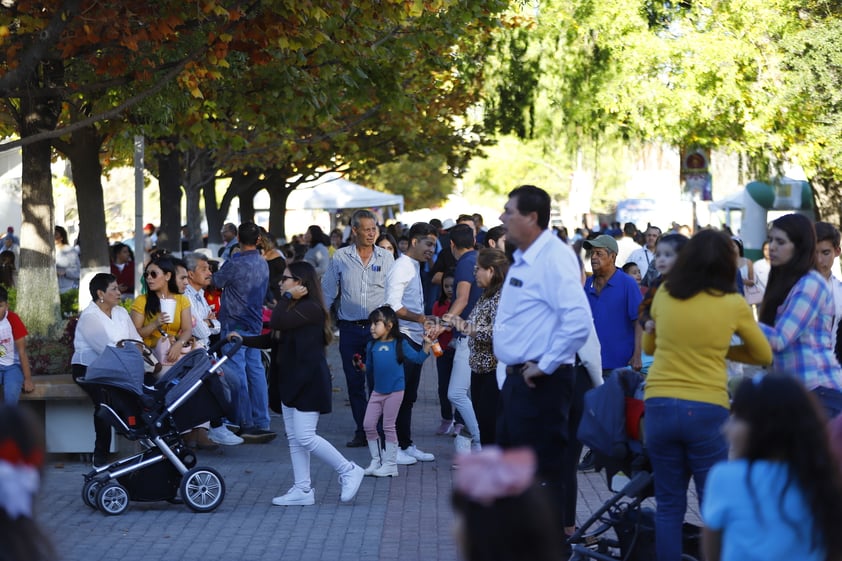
396,445,436,464
208,425,244,446
396,448,418,465
454,434,472,455
403,445,435,462
272,486,315,506
339,463,365,502
271,464,364,506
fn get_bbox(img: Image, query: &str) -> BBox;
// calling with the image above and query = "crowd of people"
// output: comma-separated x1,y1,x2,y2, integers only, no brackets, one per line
7,188,842,561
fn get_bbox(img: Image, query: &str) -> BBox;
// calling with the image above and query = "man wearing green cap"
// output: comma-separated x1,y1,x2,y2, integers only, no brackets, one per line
583,234,643,374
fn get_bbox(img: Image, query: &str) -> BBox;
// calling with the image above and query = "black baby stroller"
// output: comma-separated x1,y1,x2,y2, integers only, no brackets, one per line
568,368,701,561
77,337,241,515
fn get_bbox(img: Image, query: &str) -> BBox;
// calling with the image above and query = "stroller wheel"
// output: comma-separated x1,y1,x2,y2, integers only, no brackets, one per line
82,479,103,509
181,466,225,512
96,482,130,515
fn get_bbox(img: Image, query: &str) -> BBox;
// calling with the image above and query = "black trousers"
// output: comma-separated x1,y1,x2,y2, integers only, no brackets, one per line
470,369,500,445
71,364,112,459
497,363,574,532
396,338,424,450
562,365,593,526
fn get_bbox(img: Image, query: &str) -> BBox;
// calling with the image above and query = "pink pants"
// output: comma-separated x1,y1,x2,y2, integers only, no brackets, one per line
363,390,404,444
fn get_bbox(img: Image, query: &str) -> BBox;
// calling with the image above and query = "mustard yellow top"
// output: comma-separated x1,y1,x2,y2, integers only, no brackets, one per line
643,288,772,409
131,293,191,348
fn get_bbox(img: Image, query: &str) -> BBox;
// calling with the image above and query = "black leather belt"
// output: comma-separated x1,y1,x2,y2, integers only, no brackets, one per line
339,319,369,327
506,363,574,376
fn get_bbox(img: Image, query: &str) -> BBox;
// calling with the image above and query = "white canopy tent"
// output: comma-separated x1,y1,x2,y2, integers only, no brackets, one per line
286,174,404,213
708,190,748,212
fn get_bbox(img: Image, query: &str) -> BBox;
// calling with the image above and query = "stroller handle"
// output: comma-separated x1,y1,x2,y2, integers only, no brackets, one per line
208,334,243,358
620,470,653,498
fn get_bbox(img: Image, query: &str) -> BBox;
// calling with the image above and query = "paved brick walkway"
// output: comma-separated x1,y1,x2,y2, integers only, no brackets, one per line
37,342,699,561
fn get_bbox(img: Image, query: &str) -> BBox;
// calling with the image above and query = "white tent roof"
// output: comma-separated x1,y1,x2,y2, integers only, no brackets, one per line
286,174,404,212
708,190,747,212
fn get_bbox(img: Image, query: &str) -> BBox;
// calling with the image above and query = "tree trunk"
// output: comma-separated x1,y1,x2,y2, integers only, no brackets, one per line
215,170,261,235
156,149,183,253
239,183,257,223
18,76,61,334
57,125,109,270
204,181,223,246
183,148,212,252
268,184,292,240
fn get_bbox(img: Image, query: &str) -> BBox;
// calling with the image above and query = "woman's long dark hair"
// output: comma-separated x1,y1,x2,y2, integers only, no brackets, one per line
286,260,332,345
376,232,400,259
110,242,134,263
663,229,737,300
368,306,404,364
759,214,817,326
731,375,842,558
437,272,455,306
306,225,330,248
142,257,180,318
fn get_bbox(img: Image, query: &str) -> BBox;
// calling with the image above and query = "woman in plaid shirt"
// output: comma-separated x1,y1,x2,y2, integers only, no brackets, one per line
758,213,842,418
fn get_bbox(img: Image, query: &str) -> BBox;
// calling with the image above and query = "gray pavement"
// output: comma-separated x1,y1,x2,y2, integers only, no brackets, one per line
37,342,699,561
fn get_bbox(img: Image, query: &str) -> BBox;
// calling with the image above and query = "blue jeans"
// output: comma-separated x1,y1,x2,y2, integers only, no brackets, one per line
338,322,371,438
0,363,24,404
645,397,728,561
224,338,270,430
812,386,842,419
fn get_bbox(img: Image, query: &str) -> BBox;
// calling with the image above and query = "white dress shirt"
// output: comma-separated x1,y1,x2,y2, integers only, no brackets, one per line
627,246,655,277
494,230,593,374
385,254,425,344
184,284,220,346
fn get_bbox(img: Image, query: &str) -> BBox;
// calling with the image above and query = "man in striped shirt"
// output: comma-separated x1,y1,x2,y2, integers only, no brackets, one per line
323,210,395,447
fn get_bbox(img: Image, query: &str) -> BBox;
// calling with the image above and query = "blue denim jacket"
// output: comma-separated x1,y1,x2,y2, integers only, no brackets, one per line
213,249,269,334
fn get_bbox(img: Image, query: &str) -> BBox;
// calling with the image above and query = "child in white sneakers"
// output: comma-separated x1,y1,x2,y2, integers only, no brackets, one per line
360,306,431,477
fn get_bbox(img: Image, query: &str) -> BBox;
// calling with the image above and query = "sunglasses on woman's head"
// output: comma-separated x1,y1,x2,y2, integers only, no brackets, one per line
144,270,160,279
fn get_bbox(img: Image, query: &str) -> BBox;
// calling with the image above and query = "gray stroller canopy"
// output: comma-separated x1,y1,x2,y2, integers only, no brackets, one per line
81,344,146,396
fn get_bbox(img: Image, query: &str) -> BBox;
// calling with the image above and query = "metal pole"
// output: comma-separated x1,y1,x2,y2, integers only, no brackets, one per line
134,135,144,297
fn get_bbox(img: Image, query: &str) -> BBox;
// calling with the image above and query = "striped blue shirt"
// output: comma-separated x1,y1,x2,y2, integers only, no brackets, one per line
322,244,395,321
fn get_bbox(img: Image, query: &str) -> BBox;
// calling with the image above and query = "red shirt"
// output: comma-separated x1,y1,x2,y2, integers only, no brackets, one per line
432,299,453,349
110,261,135,296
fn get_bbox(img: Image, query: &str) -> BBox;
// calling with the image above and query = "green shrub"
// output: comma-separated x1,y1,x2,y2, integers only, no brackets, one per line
2,285,15,309
60,288,79,317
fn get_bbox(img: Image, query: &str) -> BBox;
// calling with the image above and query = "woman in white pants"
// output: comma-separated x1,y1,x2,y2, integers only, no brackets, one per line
238,261,364,505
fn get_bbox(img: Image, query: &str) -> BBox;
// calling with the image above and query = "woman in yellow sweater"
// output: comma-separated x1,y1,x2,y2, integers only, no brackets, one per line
642,229,772,561
130,256,193,364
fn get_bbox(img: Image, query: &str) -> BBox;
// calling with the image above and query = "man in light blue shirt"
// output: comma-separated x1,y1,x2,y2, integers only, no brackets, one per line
322,210,394,447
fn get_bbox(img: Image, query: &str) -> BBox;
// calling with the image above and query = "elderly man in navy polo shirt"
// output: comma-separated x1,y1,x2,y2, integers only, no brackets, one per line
583,234,643,374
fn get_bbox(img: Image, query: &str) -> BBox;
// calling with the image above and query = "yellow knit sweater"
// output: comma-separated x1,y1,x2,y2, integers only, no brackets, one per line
643,289,772,408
